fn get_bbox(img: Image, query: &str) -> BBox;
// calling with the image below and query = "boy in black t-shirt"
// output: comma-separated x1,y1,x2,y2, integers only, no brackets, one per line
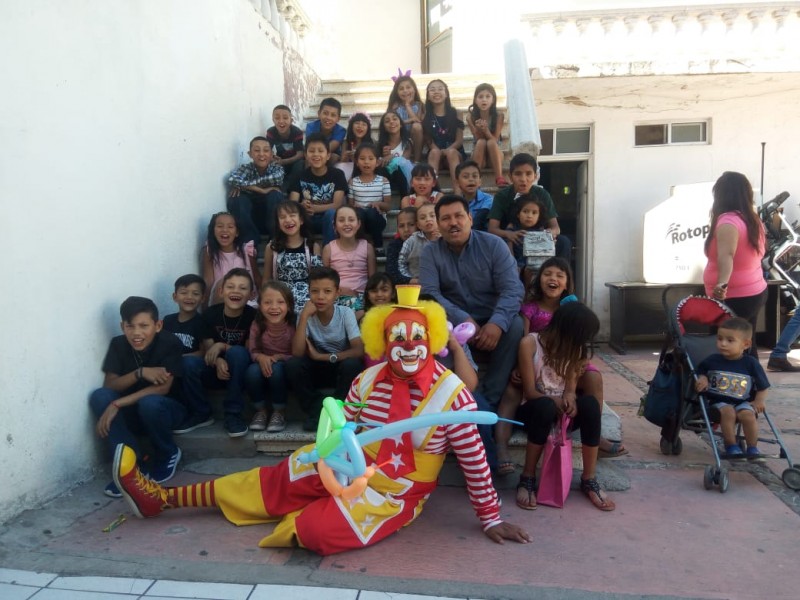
89,297,187,498
180,268,256,438
695,317,770,461
288,133,347,246
266,104,305,193
162,274,210,357
163,274,215,436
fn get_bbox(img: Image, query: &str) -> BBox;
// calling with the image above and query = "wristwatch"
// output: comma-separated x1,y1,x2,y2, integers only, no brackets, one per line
329,353,338,364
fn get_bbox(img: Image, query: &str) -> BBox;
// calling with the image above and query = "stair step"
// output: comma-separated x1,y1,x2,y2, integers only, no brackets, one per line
251,424,530,459
253,424,316,455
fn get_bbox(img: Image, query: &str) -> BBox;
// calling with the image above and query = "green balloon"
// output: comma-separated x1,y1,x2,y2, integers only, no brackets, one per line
315,396,347,458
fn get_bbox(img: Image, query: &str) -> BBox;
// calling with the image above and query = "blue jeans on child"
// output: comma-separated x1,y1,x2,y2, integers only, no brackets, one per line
244,360,288,411
310,209,337,246
355,206,387,249
181,347,251,419
89,388,186,462
228,189,284,246
555,235,571,259
770,309,800,359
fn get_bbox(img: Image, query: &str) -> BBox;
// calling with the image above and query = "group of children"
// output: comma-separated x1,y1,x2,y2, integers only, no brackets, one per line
225,76,533,258
89,74,772,515
92,257,769,515
87,76,582,504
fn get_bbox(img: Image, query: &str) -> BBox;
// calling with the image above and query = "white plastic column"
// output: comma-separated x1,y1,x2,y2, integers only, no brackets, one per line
503,39,541,157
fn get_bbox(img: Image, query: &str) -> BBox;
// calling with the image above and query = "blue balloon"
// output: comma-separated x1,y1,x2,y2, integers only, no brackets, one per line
297,410,502,470
355,410,499,447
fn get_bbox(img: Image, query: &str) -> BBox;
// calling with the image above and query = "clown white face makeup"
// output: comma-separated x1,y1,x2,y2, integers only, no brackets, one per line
387,319,430,376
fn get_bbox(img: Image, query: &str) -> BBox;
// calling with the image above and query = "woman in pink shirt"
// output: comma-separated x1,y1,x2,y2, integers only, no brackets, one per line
703,171,766,355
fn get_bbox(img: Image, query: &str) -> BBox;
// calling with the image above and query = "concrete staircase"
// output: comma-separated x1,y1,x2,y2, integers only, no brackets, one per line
311,73,508,156
195,74,520,459
302,74,510,256
309,74,510,230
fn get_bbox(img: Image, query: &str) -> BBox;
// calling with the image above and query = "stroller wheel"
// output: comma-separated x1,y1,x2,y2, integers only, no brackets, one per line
660,437,672,455
781,467,800,490
718,468,729,493
703,465,714,490
671,437,683,456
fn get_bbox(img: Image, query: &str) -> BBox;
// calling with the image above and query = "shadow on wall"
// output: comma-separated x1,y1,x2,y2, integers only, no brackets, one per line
284,43,321,125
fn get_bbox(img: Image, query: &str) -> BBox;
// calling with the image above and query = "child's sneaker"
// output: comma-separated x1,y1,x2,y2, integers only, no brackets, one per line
225,415,249,438
266,412,287,433
249,411,268,431
746,447,766,463
104,481,122,498
173,414,214,435
724,444,745,460
149,448,182,483
113,444,171,518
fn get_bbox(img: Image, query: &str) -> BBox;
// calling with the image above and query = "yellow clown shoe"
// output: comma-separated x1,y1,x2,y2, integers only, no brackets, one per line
113,444,171,518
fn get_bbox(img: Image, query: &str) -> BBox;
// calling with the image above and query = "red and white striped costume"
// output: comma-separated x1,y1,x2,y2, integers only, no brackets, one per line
210,360,501,555
343,360,502,530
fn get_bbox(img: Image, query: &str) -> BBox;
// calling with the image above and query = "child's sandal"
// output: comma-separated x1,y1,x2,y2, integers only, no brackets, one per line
515,475,538,510
580,477,616,512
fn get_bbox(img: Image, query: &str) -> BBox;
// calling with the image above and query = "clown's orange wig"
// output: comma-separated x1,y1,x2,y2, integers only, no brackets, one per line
361,301,449,360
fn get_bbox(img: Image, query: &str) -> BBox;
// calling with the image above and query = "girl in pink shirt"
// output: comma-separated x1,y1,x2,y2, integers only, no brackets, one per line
202,212,260,308
245,281,295,433
322,205,377,320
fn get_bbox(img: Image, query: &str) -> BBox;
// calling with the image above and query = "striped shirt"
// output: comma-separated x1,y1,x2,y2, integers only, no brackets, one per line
343,361,502,530
348,175,391,209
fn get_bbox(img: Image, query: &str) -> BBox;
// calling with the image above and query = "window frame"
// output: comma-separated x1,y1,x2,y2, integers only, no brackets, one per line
634,120,710,147
539,125,592,156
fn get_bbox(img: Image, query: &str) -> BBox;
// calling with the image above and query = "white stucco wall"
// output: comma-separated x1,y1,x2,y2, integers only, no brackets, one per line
532,72,800,331
0,0,290,523
297,0,421,79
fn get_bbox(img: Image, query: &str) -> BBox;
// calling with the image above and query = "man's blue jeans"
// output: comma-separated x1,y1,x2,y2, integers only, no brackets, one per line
771,310,800,359
244,360,288,410
478,315,524,410
181,346,251,418
89,388,186,462
473,391,498,471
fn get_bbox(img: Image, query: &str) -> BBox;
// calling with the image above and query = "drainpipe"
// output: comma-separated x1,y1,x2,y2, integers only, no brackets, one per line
503,39,541,157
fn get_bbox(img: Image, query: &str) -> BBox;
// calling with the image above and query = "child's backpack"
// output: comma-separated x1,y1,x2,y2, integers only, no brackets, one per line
642,350,682,429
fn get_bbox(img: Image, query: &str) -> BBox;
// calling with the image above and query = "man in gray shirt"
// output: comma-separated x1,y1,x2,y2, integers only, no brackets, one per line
420,195,524,409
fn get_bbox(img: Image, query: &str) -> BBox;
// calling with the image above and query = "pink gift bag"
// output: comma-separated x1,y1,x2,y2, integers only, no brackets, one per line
537,415,573,508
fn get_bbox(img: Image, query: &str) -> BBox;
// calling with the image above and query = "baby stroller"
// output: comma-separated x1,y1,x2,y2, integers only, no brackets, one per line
643,293,800,493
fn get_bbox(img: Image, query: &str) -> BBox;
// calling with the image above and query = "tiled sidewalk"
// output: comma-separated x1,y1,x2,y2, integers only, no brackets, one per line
0,569,478,600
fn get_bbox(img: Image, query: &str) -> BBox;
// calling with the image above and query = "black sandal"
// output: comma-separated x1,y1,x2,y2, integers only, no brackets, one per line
515,475,538,510
580,477,616,512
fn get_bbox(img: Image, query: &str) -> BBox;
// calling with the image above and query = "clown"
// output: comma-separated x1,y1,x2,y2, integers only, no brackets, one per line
112,285,531,555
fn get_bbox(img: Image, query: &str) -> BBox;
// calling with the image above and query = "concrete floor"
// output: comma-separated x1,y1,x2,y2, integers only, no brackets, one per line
1,344,798,600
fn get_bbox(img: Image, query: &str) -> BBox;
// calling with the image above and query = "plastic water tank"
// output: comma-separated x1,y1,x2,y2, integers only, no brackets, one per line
643,182,714,284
